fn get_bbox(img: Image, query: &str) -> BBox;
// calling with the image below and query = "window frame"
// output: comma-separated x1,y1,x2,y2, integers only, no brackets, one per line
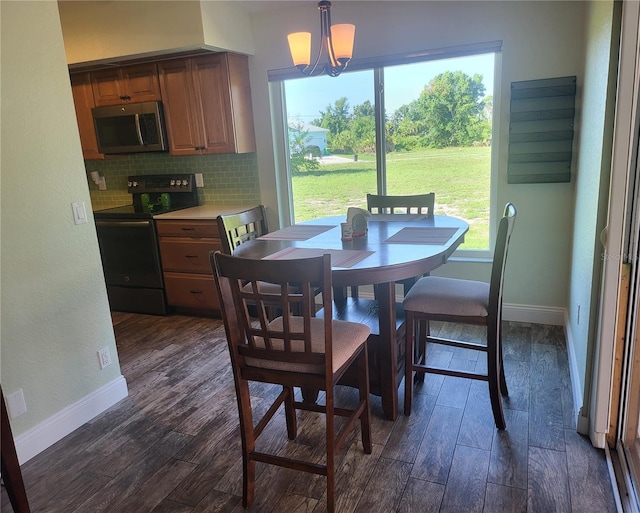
270,41,503,259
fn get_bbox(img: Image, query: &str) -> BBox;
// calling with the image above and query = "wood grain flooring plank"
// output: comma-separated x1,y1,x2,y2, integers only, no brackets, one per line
150,499,195,513
72,430,193,513
436,374,472,409
312,441,384,513
382,392,437,462
502,323,532,363
458,380,496,451
354,457,412,513
168,435,242,507
30,470,113,513
564,429,616,513
439,444,490,513
271,492,319,513
501,359,530,413
488,408,528,489
528,445,570,513
483,482,527,513
396,477,444,513
115,458,198,512
190,489,242,513
410,404,464,483
529,342,565,451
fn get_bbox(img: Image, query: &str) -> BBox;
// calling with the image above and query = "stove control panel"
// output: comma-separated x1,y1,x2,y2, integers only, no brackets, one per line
128,174,195,193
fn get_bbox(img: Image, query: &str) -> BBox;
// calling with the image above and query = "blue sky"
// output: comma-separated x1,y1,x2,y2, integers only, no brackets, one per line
284,53,495,124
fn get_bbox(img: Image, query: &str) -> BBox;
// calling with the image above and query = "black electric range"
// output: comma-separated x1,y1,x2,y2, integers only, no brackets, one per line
93,174,199,315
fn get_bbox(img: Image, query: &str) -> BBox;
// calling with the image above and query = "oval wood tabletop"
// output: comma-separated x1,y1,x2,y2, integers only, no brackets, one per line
232,214,469,288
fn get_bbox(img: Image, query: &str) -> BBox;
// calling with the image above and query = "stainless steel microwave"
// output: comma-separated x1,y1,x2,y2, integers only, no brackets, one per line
92,101,168,154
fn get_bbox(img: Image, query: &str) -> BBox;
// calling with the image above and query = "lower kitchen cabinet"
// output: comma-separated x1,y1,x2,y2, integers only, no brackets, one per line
156,219,222,314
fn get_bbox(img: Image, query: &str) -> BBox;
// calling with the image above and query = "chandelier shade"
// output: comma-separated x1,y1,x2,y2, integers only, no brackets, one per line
287,1,355,77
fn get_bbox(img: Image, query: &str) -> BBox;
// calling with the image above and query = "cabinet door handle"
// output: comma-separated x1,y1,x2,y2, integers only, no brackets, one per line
189,290,203,295
185,255,198,259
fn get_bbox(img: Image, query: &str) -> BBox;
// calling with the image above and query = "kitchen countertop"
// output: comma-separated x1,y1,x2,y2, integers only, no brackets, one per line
153,205,255,220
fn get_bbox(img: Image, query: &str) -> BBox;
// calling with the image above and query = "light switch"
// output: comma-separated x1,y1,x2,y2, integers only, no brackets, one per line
72,201,88,225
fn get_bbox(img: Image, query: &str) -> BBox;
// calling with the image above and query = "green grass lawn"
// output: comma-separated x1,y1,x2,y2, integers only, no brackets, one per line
292,146,491,249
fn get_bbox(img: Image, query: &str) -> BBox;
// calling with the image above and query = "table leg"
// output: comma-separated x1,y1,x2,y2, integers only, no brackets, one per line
376,282,398,421
332,286,347,310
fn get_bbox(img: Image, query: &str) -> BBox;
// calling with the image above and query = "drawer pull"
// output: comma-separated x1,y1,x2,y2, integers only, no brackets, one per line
185,255,199,259
181,227,196,232
190,289,203,294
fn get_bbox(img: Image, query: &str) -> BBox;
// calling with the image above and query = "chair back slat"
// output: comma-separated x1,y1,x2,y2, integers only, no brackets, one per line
367,193,435,216
217,205,268,254
212,252,333,371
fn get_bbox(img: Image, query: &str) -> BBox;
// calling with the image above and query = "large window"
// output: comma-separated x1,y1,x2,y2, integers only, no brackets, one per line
282,50,497,251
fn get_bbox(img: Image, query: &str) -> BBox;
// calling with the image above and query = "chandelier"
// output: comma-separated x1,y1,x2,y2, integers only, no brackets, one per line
287,1,355,77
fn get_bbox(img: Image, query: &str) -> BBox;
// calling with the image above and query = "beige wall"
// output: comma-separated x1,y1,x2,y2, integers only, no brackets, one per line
1,0,125,458
248,0,586,311
58,0,255,65
570,0,619,424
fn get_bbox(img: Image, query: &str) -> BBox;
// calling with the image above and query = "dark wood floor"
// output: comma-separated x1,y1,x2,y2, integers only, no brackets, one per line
2,312,617,513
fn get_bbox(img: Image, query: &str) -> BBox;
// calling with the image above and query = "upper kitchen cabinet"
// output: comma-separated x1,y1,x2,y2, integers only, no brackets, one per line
158,53,256,155
91,63,161,106
70,72,103,160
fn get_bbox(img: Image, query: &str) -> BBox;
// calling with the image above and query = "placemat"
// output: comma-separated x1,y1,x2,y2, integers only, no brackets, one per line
263,247,374,268
383,226,459,245
369,214,427,222
258,225,334,241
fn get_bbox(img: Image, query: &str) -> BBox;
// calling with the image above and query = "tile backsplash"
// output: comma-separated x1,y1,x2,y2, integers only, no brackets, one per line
85,152,261,210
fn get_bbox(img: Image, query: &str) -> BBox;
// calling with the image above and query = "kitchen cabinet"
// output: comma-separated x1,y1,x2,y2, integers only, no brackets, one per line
156,219,222,313
70,72,103,160
157,53,256,155
91,63,161,106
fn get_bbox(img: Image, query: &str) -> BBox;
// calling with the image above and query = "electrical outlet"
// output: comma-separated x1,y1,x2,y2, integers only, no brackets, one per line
98,347,112,369
195,173,204,187
6,389,27,418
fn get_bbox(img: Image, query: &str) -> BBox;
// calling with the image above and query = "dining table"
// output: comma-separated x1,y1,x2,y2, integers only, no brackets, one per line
232,213,469,420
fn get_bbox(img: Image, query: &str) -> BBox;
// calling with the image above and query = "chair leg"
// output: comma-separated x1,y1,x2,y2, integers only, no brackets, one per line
242,453,256,508
358,347,372,454
414,320,427,383
487,329,506,430
235,378,257,507
284,386,297,440
404,312,415,416
498,330,509,396
325,387,336,513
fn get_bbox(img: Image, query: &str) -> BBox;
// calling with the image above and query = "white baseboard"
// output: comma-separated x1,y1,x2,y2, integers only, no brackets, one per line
15,375,128,464
564,310,588,437
502,303,566,326
358,290,567,326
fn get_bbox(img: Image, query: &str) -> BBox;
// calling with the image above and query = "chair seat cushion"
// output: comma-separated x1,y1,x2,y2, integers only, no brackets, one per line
403,276,490,317
245,317,370,374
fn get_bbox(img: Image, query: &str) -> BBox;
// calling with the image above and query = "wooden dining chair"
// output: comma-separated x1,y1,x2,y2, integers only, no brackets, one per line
217,205,268,255
402,203,517,430
359,192,436,298
1,389,31,512
211,251,372,512
366,192,435,216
